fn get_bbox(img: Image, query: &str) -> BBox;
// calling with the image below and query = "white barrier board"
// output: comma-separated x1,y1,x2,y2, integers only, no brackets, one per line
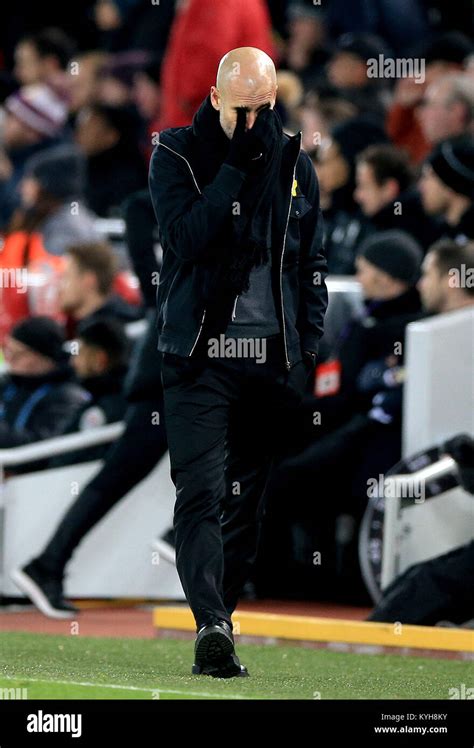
2,453,184,600
397,308,474,574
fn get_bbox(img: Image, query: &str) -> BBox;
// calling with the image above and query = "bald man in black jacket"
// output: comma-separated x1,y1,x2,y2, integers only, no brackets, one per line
149,46,328,678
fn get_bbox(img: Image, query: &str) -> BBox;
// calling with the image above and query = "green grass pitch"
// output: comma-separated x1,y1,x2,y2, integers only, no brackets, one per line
0,632,470,700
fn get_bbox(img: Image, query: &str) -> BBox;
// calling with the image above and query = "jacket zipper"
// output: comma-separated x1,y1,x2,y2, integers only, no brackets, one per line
231,294,239,320
280,162,298,370
189,308,207,356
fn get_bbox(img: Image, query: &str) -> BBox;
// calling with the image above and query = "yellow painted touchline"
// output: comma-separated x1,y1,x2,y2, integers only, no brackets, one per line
153,606,474,653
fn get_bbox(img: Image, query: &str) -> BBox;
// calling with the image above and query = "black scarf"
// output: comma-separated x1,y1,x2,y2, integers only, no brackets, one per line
190,95,283,305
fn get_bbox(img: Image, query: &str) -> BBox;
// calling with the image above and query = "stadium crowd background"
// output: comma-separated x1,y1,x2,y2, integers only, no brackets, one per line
0,0,473,616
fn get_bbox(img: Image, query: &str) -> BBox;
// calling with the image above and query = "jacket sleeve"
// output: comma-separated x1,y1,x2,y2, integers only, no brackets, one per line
148,142,246,262
296,150,329,356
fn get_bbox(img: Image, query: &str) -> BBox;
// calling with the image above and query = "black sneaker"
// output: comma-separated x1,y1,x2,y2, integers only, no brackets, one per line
10,561,79,620
192,620,249,678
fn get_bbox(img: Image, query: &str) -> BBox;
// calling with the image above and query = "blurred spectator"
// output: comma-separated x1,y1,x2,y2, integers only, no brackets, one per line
418,74,474,149
93,0,175,56
67,318,129,411
59,242,142,335
419,137,474,243
68,52,109,115
387,33,473,163
20,144,99,254
355,144,442,251
418,239,474,314
0,316,88,448
157,0,275,129
298,93,357,155
0,145,100,343
13,28,76,87
320,230,423,424
0,84,68,227
281,1,330,89
316,115,388,273
97,50,150,106
51,317,129,466
295,230,424,438
273,70,304,131
132,60,162,156
74,103,147,215
133,60,161,123
326,33,390,123
72,316,129,385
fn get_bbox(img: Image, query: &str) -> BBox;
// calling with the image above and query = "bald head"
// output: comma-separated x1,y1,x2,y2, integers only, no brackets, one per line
211,47,278,138
216,47,277,91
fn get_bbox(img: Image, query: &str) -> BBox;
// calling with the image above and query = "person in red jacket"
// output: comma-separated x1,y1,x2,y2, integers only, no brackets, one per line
156,0,276,130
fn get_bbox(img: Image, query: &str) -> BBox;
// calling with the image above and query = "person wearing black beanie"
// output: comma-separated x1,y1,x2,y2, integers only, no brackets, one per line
357,230,424,287
10,316,70,365
0,316,88,450
289,231,423,453
428,138,474,201
420,136,474,243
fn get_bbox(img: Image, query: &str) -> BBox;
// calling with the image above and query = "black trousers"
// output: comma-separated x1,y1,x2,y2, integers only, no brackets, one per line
161,333,309,631
37,399,168,577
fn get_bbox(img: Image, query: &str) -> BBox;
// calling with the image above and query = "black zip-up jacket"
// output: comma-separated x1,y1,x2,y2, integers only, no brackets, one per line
148,125,328,369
